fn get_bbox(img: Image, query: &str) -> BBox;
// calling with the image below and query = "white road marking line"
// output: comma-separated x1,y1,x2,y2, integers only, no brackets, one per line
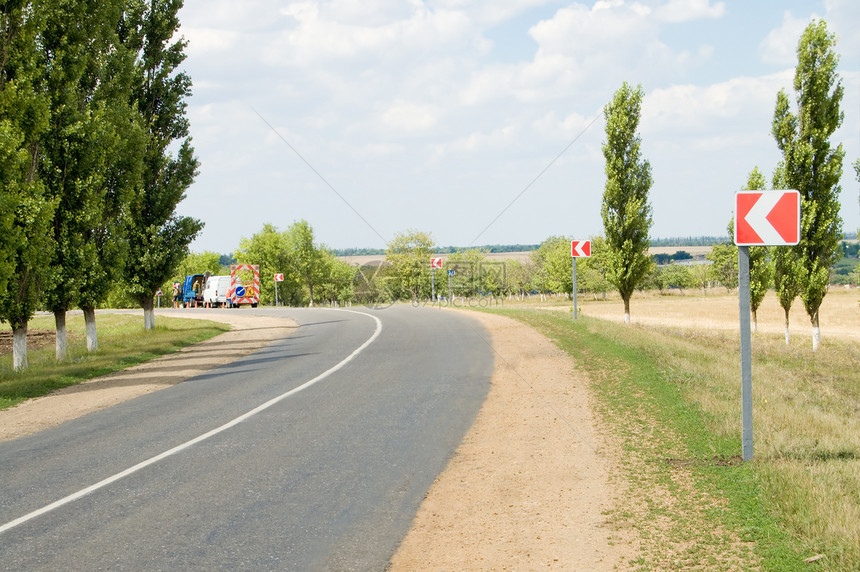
0,309,382,535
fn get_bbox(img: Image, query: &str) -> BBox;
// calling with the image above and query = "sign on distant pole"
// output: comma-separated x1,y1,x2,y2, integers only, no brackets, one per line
570,240,592,319
430,258,443,301
734,190,801,461
273,273,284,306
571,240,591,257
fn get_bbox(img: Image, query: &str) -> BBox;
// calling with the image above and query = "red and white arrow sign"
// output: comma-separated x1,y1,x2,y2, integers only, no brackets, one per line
571,240,591,257
430,257,443,269
274,273,284,282
735,190,800,246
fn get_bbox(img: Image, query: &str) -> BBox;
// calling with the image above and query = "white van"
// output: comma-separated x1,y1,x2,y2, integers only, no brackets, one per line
203,275,231,307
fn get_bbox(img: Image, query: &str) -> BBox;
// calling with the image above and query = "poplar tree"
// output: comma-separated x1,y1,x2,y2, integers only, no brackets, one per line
601,82,653,323
122,0,202,330
41,0,141,356
770,164,802,344
772,20,844,351
0,1,54,370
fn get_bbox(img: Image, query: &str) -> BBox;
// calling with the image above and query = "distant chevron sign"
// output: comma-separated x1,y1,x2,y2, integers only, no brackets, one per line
571,240,591,257
735,190,800,246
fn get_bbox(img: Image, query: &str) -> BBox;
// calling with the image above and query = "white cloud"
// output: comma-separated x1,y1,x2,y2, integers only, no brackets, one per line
431,124,519,156
182,27,239,54
642,70,793,133
825,0,860,65
654,0,725,23
268,2,475,66
529,2,654,57
382,101,440,133
430,0,557,26
760,11,816,65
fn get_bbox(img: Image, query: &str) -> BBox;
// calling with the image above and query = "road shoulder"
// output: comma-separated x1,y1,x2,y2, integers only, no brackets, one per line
389,309,636,570
0,311,297,442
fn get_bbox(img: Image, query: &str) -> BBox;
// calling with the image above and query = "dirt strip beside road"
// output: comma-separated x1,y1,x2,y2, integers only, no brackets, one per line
0,311,298,442
389,310,635,570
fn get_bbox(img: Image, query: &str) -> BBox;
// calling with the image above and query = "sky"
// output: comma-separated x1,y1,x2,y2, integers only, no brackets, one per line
176,0,860,254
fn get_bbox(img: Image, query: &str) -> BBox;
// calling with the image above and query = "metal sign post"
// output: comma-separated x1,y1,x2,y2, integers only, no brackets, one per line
447,269,454,303
274,273,284,306
570,240,591,320
734,189,800,462
738,246,753,461
430,258,443,302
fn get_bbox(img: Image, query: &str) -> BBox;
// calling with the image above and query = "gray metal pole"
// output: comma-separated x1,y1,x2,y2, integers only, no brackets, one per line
738,246,753,461
448,273,453,303
275,281,279,307
431,267,436,302
572,257,578,319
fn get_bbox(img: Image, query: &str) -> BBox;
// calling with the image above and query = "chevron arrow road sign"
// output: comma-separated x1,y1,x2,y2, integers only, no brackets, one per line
570,240,591,257
735,190,800,246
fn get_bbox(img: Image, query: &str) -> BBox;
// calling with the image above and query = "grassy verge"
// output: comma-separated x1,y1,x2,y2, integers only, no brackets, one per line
489,308,859,571
0,313,229,410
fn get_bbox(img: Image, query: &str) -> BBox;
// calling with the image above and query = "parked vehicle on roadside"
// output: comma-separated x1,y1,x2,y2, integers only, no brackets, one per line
228,264,260,308
179,274,206,308
203,275,231,308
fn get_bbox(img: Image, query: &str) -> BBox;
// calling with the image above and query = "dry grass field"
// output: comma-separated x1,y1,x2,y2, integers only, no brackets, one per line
518,286,859,568
575,287,859,343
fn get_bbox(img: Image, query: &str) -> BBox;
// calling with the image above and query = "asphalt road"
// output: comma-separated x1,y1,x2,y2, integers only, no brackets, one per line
0,306,494,570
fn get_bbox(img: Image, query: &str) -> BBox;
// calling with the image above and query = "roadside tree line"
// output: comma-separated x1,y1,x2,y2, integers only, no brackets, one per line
0,0,199,370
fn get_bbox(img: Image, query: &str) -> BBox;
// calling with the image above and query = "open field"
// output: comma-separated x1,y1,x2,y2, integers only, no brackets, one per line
557,287,859,344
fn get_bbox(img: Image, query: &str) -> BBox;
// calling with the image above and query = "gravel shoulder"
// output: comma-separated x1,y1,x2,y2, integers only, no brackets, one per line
389,310,634,570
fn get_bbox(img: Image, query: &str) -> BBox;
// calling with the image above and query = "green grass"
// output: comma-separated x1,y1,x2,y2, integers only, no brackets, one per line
0,313,229,410
487,308,859,571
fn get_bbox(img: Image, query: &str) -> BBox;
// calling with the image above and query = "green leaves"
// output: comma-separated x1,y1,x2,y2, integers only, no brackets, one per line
233,221,353,307
385,230,435,301
771,19,844,339
601,82,653,314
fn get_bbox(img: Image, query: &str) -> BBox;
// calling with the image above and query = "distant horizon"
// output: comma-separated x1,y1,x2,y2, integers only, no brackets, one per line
208,232,858,258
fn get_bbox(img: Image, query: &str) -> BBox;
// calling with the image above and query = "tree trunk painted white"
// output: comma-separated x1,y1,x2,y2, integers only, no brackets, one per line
783,308,790,345
752,309,758,334
55,311,67,360
12,325,28,371
83,307,98,352
142,296,155,330
811,310,821,352
624,312,631,324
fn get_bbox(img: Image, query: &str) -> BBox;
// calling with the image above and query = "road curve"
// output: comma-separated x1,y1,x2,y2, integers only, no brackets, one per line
0,306,494,570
